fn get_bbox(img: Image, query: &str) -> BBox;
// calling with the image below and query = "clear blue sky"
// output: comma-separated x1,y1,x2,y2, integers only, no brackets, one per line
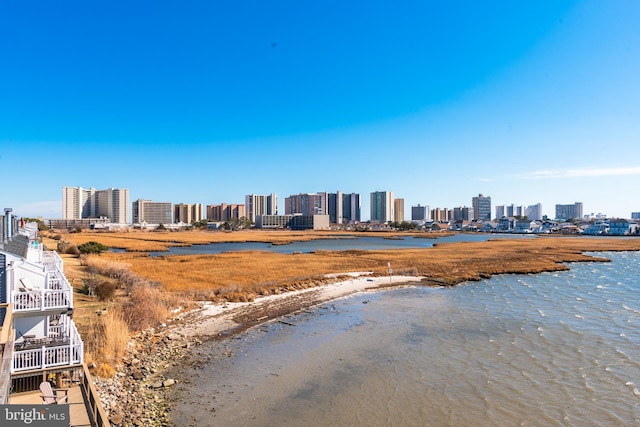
2,1,639,220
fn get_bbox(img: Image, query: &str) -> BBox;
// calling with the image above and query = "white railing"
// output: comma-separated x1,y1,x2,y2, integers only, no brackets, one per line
42,251,64,273
12,320,83,372
11,289,71,312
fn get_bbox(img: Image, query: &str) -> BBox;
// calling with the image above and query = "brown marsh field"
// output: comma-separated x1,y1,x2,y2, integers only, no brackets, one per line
61,229,640,299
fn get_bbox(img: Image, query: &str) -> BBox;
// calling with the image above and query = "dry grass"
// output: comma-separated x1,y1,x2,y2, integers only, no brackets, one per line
83,309,130,378
78,234,640,296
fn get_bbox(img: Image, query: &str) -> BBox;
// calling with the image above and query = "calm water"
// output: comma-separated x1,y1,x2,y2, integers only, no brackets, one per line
169,251,640,426
151,234,534,256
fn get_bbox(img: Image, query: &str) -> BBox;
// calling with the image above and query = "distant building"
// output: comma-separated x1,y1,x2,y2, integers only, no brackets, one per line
632,212,640,220
285,193,324,216
411,204,428,221
174,203,203,224
325,192,361,224
207,203,245,221
62,186,130,223
526,203,543,221
609,219,638,235
472,194,492,221
255,214,330,230
394,198,405,222
453,206,474,221
245,194,277,223
431,208,452,222
132,199,172,224
370,191,394,223
555,202,583,221
341,192,361,223
496,204,530,219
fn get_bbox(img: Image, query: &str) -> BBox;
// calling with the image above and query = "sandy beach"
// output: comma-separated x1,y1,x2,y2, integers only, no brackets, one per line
174,272,425,339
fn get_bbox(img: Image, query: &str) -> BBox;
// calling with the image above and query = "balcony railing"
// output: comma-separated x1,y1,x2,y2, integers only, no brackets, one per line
11,256,73,313
11,289,72,313
12,320,83,373
42,251,64,273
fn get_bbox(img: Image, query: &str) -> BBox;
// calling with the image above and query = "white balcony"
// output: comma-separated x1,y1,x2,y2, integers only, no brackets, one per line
12,319,83,373
11,289,72,313
10,253,73,314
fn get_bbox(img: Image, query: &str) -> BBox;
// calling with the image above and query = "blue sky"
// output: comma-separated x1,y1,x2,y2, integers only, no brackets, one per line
1,1,639,220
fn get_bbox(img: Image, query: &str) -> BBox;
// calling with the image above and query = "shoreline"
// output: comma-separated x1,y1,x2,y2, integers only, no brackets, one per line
99,273,427,426
173,272,426,340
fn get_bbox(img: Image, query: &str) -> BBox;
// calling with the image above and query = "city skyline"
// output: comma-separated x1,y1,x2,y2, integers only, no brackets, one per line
59,185,624,223
2,2,639,219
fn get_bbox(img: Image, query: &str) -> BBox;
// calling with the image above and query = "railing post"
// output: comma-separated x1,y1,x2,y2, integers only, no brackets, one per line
41,346,46,369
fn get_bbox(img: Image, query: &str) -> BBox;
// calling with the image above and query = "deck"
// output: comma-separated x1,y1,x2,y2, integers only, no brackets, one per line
9,384,94,427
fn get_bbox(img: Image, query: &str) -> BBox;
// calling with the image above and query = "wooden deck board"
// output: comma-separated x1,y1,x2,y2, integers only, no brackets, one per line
9,384,93,427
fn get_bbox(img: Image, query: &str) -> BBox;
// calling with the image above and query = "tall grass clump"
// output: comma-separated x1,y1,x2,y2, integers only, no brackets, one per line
123,282,178,331
84,310,130,378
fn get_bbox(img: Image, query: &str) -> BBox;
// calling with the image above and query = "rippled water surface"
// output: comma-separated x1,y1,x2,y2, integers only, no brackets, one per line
169,251,640,426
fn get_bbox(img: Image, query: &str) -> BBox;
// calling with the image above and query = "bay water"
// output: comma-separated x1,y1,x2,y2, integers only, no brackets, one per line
169,251,640,426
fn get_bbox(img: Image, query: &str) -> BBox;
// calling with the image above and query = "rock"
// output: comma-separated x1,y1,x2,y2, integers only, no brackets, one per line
162,379,176,388
110,411,124,424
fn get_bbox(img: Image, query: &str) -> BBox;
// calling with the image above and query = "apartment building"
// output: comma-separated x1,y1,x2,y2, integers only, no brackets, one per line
393,198,405,222
132,199,172,224
174,203,203,224
284,193,324,216
370,191,394,223
1,209,83,393
472,194,492,221
245,194,277,223
206,203,246,221
323,192,361,224
411,204,428,221
453,206,474,221
555,202,583,221
62,186,130,223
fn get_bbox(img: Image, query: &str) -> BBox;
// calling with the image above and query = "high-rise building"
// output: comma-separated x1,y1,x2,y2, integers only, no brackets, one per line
207,203,246,221
525,203,543,221
555,202,583,221
340,192,361,223
472,194,492,221
132,199,172,224
62,186,130,223
453,206,474,221
370,191,394,223
431,208,452,222
327,192,343,224
411,204,428,221
285,193,324,216
394,198,404,222
174,203,203,224
245,194,277,223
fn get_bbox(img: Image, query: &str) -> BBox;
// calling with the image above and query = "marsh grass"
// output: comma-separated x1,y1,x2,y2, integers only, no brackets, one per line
84,309,129,378
89,236,640,297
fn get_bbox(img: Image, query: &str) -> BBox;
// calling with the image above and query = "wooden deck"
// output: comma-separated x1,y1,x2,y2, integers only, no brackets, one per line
9,384,94,427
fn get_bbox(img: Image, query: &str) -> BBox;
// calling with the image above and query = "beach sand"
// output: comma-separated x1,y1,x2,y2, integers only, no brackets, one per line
173,272,425,339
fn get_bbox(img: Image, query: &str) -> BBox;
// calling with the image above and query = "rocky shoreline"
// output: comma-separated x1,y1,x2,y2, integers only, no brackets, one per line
94,325,203,426
93,274,425,426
